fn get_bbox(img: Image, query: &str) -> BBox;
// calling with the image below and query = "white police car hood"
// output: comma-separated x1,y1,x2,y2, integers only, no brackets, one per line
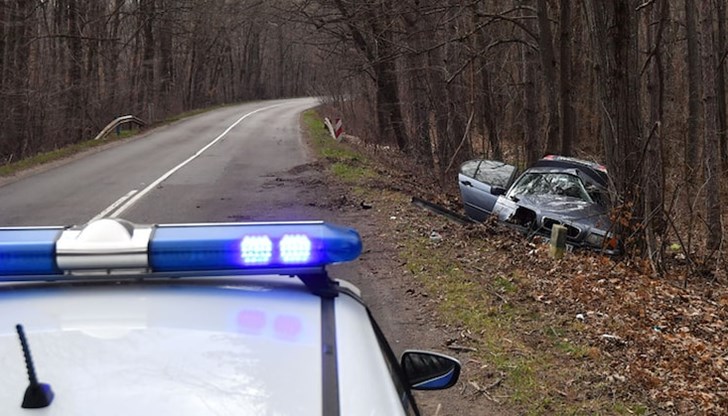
0,282,323,415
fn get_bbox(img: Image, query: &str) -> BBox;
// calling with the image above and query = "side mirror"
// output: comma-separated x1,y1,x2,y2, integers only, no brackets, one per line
400,350,461,390
491,186,506,196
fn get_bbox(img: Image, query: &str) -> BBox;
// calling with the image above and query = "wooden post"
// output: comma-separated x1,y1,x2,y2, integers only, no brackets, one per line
550,224,567,259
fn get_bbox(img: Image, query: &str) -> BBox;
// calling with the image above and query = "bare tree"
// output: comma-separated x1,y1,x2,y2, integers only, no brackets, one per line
559,0,575,156
684,0,701,249
643,0,668,266
401,2,435,166
326,0,409,151
586,0,644,248
536,0,559,155
716,0,728,170
699,1,723,251
140,0,156,112
522,0,540,166
473,4,504,160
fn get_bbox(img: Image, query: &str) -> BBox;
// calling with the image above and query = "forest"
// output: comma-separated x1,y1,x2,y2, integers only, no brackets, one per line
0,0,725,269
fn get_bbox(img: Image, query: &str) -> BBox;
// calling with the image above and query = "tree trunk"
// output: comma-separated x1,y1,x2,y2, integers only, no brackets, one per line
700,1,723,251
473,2,502,160
559,0,575,156
374,58,407,151
67,0,84,143
158,0,174,111
524,1,540,165
0,4,5,93
585,0,643,249
481,66,502,160
716,0,728,170
685,0,701,215
644,0,668,263
0,2,6,158
10,0,33,156
402,6,435,167
141,0,156,111
536,0,560,155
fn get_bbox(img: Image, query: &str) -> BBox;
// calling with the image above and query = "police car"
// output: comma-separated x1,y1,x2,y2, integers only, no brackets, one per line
0,218,460,415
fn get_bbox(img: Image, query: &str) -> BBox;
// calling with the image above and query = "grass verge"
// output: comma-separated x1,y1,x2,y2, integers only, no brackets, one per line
0,128,139,177
302,110,375,182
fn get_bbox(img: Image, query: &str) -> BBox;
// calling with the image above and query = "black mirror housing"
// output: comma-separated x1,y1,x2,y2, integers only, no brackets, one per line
400,350,461,390
491,186,506,196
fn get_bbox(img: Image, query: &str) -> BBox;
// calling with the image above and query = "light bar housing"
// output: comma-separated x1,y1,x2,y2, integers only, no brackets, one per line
57,219,153,271
0,219,362,281
0,227,63,275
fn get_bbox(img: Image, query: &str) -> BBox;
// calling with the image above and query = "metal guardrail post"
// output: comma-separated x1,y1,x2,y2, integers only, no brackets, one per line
93,115,146,141
549,224,567,259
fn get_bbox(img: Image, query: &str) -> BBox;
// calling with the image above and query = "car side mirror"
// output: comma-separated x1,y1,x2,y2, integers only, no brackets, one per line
400,350,461,390
491,186,506,196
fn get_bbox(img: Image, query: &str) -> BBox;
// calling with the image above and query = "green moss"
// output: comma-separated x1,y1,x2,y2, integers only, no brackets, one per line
494,275,518,293
331,162,374,181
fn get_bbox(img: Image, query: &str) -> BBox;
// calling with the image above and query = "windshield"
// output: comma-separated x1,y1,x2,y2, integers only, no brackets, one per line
507,172,594,203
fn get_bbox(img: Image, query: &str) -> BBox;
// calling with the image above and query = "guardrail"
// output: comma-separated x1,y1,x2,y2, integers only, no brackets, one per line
93,115,146,141
410,197,474,225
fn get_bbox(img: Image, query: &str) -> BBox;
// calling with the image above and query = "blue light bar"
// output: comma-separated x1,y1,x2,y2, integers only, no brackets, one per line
0,220,362,281
149,221,362,272
0,228,63,275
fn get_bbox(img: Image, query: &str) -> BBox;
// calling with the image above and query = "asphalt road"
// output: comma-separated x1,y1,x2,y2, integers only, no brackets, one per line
0,98,318,226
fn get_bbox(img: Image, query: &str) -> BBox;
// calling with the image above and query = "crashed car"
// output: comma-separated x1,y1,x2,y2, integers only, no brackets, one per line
458,155,618,253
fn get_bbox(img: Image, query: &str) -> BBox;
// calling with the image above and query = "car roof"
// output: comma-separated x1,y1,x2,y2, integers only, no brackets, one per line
0,276,405,416
521,166,581,175
533,155,609,187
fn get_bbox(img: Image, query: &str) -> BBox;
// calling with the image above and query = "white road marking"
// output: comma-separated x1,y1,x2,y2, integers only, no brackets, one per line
92,190,139,221
91,103,281,221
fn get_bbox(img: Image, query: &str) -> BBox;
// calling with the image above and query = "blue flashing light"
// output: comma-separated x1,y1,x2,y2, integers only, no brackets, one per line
150,221,361,272
279,234,312,264
240,235,273,265
0,228,63,275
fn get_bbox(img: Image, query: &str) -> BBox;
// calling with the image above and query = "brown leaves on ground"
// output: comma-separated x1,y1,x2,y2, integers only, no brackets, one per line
527,246,728,414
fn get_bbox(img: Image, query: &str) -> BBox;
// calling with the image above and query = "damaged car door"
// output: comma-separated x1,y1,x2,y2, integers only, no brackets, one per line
458,160,517,221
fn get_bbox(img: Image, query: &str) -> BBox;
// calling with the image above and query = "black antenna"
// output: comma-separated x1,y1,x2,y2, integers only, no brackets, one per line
16,324,54,409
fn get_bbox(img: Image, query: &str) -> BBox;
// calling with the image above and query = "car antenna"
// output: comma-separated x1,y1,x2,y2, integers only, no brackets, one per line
16,324,54,408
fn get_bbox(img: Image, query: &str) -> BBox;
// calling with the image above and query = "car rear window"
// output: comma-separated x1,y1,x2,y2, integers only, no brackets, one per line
460,160,515,188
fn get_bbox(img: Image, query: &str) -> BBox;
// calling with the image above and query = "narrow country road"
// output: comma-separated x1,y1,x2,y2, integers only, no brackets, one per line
0,97,318,226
